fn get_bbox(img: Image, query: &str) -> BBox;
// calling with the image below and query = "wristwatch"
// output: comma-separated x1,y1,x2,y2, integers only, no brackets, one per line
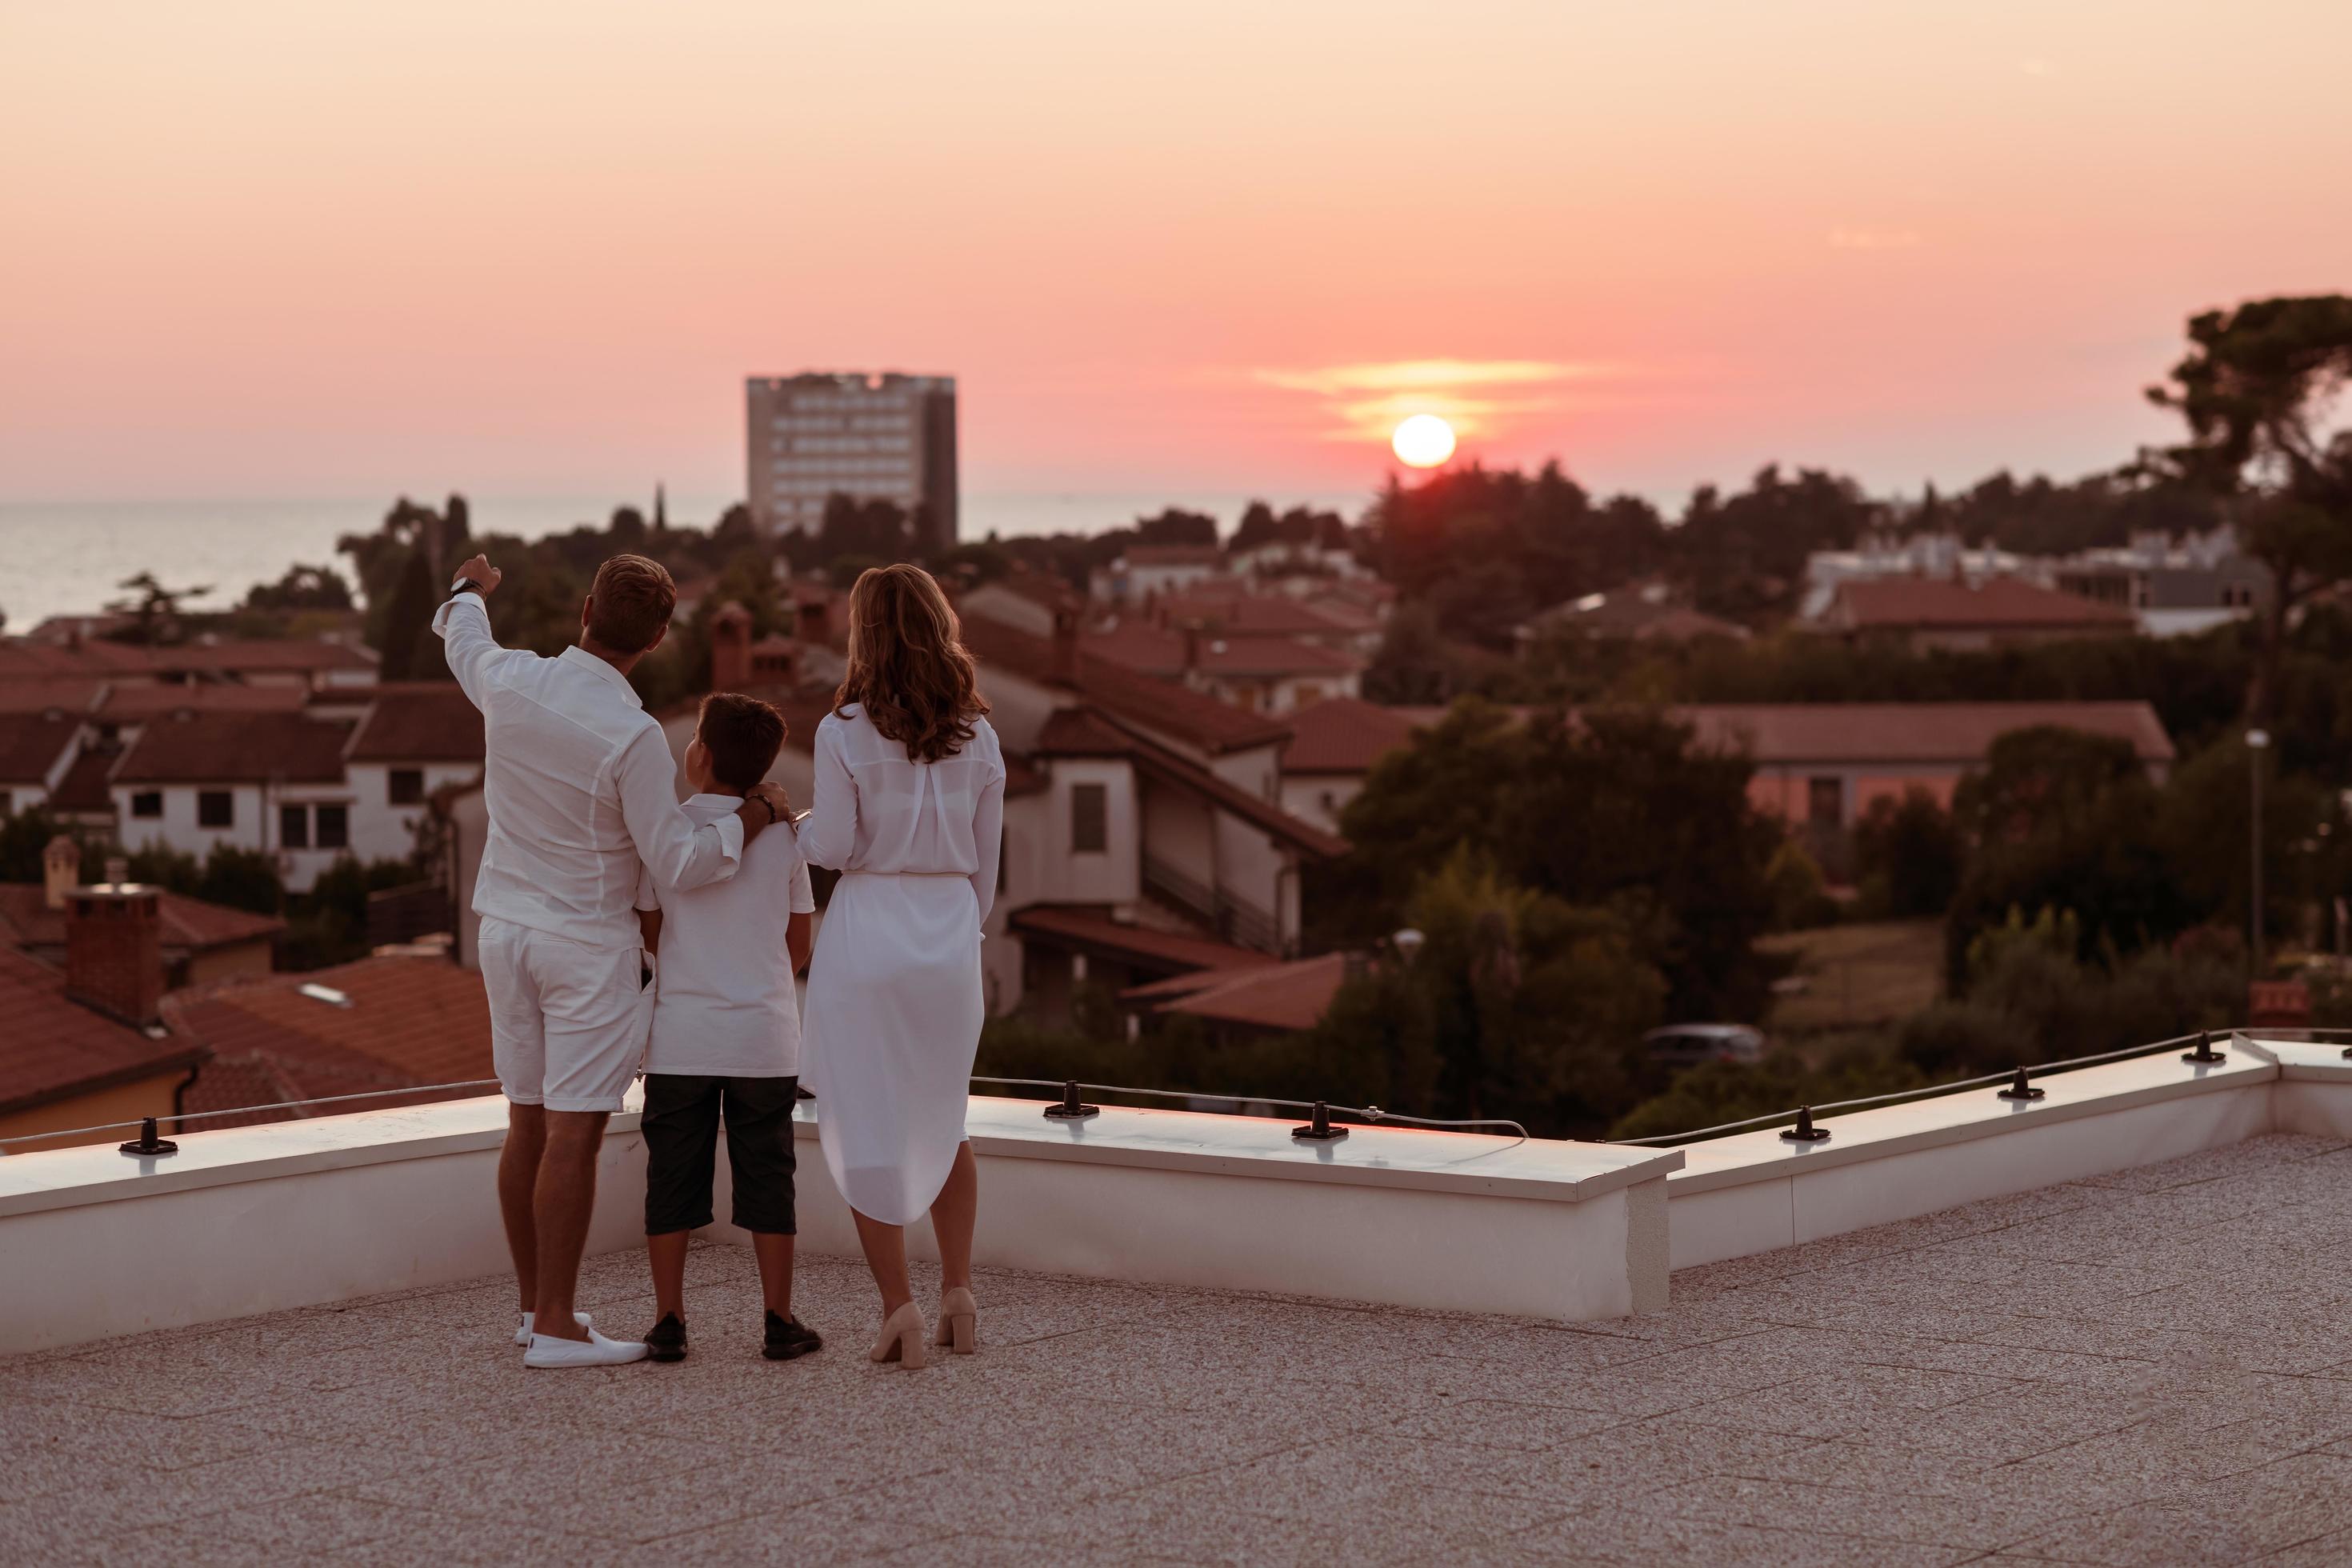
449,576,486,600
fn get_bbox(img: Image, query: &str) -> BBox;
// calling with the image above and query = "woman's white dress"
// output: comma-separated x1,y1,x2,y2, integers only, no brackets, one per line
798,705,1005,1225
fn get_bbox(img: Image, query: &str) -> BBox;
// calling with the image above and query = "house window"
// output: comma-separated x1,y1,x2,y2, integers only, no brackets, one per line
280,803,310,849
198,790,234,829
316,804,350,850
131,790,162,819
1070,782,1107,853
1806,777,1843,827
389,769,425,806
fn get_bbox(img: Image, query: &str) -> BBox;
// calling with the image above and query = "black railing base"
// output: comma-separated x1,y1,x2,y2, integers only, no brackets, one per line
2182,1031,2226,1065
1997,1066,2046,1102
1778,1106,1831,1143
1292,1102,1348,1142
118,1117,178,1158
1042,1081,1100,1122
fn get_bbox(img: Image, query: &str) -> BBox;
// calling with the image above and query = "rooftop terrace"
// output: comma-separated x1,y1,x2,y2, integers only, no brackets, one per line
8,1130,2352,1565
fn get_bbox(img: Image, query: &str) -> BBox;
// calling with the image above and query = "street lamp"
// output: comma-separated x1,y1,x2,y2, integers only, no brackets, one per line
2247,729,2270,975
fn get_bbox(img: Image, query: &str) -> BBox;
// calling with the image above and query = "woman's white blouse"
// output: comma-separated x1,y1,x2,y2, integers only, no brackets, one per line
797,706,1006,922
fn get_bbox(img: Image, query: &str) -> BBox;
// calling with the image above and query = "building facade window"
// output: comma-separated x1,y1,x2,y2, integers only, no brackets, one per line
389,769,425,806
131,791,162,819
1806,777,1843,827
198,790,234,829
280,803,310,849
1070,782,1108,853
316,804,350,850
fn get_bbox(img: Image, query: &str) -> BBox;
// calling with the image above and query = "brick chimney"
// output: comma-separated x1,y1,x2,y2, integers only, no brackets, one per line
42,834,78,911
797,594,831,649
1050,604,1082,686
66,884,165,1028
709,602,753,691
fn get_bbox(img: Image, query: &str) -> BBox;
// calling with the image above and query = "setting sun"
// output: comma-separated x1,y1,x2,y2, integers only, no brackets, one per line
1391,414,1457,468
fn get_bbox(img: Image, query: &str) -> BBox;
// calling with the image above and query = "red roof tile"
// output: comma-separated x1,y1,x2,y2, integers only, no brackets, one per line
962,613,1290,755
98,683,309,720
0,947,205,1120
346,685,486,763
46,746,116,813
0,639,160,678
1828,576,2136,631
166,954,494,1114
0,677,104,714
1158,594,1366,638
1279,697,1418,775
1123,546,1224,569
0,885,283,954
1122,952,1346,1031
1083,622,1362,678
150,639,379,675
0,710,79,783
1007,906,1280,974
1035,707,1134,757
112,711,354,784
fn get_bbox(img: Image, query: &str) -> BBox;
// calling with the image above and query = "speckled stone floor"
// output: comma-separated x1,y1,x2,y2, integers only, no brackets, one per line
8,1133,2352,1566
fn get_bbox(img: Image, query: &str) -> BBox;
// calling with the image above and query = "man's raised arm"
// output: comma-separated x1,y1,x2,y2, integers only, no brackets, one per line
431,552,522,708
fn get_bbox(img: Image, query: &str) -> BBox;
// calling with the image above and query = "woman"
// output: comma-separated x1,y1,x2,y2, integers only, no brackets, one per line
798,563,1004,1370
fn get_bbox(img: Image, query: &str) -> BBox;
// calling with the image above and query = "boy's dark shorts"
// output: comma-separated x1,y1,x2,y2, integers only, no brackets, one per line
642,1073,798,1236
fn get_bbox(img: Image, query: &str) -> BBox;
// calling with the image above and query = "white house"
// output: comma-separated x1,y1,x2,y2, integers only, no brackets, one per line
307,685,486,866
1086,545,1226,606
107,710,358,893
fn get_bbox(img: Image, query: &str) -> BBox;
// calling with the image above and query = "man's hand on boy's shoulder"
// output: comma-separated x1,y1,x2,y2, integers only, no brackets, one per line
738,782,793,838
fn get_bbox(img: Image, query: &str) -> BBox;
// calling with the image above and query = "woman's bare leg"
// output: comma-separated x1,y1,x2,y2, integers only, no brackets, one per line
929,1142,978,1292
851,1207,913,1315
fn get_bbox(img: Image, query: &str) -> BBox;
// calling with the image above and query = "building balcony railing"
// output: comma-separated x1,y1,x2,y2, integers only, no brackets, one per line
1140,851,1280,954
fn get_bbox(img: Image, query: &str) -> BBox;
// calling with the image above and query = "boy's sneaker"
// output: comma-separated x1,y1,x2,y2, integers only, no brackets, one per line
763,1310,822,1361
645,1313,689,1364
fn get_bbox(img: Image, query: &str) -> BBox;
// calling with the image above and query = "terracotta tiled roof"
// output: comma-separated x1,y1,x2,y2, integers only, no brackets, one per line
1828,576,2136,631
1279,697,1418,775
1034,707,1135,757
111,712,354,785
0,710,80,783
166,954,494,1118
1008,905,1279,975
1682,702,2176,766
150,639,379,676
1123,546,1224,569
1158,594,1366,639
346,685,486,764
962,613,1290,755
1103,715,1350,859
1122,951,1347,1031
1283,698,2176,775
1083,622,1362,679
1523,590,1751,643
0,885,283,954
0,639,159,678
0,947,204,1120
100,683,309,720
0,677,105,715
46,747,117,813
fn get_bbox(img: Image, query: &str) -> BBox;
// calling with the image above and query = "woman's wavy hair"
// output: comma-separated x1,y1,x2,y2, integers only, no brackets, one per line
834,563,989,762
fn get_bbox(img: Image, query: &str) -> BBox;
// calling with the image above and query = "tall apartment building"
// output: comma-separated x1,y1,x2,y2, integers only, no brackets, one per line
746,372,958,550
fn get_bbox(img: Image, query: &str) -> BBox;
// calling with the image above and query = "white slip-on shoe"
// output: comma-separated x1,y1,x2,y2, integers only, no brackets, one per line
511,1311,592,1348
523,1326,650,1370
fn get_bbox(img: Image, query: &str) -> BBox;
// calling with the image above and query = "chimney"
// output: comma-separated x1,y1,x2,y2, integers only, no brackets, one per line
66,884,166,1027
709,602,753,691
42,835,78,911
1050,605,1081,686
798,595,830,649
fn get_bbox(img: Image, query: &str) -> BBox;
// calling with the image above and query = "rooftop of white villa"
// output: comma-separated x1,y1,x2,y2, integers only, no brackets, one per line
9,1130,2352,1566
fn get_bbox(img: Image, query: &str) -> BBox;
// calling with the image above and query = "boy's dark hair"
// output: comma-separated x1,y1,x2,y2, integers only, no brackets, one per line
586,554,675,654
697,692,786,792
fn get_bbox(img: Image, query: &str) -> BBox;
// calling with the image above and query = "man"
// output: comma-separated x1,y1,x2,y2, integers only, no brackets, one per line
436,550,790,1369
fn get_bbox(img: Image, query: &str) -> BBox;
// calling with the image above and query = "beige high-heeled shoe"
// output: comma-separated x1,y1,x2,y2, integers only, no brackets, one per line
869,1302,927,1370
934,1286,977,1354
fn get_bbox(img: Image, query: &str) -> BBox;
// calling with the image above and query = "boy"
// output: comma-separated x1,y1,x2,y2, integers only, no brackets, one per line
634,692,821,1362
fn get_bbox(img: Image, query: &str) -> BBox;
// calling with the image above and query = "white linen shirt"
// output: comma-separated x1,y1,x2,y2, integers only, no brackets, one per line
798,705,1006,923
634,794,818,1076
434,592,742,949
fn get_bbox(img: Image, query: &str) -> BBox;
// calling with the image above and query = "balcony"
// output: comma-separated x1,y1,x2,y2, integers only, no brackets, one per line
1142,850,1281,954
5,1036,2352,1559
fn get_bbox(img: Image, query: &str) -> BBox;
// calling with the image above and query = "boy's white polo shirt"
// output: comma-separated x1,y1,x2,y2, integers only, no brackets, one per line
635,794,817,1077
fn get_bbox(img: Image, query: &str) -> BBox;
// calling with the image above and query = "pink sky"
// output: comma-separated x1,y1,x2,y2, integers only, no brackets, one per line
2,0,2346,510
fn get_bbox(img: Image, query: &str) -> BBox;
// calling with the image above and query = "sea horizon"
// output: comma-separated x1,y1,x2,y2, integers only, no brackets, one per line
0,490,1372,629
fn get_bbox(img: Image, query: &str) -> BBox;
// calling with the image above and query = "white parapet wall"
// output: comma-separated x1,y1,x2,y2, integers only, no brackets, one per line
0,1093,1679,1354
1666,1034,2352,1270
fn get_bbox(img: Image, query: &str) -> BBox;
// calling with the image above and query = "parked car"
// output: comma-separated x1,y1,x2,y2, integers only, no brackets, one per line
1643,1023,1766,1069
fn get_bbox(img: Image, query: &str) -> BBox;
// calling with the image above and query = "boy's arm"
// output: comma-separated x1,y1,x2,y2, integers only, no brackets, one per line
786,912,813,975
786,860,816,975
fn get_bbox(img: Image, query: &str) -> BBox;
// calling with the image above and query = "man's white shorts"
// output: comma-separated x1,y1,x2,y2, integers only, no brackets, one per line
477,917,652,1113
